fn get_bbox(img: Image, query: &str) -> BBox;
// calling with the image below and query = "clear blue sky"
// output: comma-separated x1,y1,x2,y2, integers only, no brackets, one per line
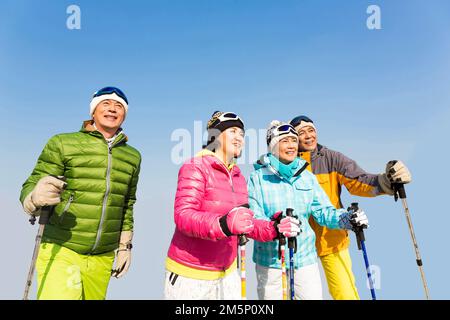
1,0,449,300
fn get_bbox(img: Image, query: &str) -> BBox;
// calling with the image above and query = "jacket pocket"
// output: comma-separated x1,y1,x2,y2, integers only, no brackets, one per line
294,185,313,206
316,174,330,185
294,185,313,192
59,193,74,224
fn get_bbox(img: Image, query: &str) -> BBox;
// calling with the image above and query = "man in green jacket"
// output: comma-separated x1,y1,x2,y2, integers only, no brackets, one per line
20,87,141,300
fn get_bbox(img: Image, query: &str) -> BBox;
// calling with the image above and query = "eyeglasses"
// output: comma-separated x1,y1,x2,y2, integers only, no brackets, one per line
208,112,242,128
289,115,313,128
93,87,128,104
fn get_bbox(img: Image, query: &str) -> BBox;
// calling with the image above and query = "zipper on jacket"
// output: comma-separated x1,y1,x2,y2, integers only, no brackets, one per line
218,162,235,192
91,144,113,253
59,193,74,224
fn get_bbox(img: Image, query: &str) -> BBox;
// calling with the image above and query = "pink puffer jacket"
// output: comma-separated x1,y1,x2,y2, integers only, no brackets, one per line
167,152,277,272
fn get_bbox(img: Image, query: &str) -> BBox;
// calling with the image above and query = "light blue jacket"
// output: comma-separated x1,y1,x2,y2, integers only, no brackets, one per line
248,154,347,269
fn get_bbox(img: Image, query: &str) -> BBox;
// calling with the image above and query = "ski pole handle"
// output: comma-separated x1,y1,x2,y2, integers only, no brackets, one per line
348,202,365,250
388,160,407,201
28,175,66,226
38,206,53,225
28,215,37,226
238,203,250,245
286,208,297,253
29,205,55,226
286,208,294,217
238,234,249,246
349,202,359,212
392,183,407,201
349,202,360,218
271,210,286,259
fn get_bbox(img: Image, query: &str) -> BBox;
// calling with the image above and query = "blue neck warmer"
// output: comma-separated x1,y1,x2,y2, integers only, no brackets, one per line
268,153,300,180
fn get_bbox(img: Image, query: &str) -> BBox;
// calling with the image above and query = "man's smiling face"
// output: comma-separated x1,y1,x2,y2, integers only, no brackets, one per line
296,125,317,152
92,99,125,134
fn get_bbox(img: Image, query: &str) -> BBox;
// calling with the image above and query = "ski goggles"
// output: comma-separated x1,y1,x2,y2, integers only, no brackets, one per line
267,123,297,145
93,87,128,104
273,124,298,136
289,115,314,128
208,112,243,129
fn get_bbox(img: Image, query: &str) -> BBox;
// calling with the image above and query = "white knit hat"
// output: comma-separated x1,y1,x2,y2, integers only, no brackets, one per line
293,120,316,133
266,120,298,154
289,115,316,132
89,92,128,117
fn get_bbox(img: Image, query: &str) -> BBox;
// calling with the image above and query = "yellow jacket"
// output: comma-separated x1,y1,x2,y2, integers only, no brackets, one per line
300,144,386,256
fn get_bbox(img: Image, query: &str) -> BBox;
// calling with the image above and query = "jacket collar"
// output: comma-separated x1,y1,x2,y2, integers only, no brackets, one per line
195,149,241,176
80,120,128,144
300,143,325,162
254,154,308,179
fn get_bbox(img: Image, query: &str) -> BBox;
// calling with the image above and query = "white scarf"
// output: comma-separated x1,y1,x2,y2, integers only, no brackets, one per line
93,123,124,148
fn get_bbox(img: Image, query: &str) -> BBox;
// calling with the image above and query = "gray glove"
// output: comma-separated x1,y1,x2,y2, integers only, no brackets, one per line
23,176,66,215
378,160,412,195
339,209,369,231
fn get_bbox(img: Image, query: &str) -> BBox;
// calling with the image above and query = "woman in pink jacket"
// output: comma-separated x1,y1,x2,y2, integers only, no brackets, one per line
164,111,300,300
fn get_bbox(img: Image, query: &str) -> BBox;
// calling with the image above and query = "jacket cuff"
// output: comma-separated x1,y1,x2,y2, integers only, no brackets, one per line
219,214,233,236
377,173,395,195
272,220,280,241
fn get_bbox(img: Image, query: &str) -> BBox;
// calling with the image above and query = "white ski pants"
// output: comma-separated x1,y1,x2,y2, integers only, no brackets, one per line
256,263,323,300
164,270,241,300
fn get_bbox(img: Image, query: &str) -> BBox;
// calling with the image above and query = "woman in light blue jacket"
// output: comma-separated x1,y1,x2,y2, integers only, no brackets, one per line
248,121,368,300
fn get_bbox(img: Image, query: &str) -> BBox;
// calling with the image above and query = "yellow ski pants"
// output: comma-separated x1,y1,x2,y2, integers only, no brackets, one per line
320,248,360,300
36,242,115,300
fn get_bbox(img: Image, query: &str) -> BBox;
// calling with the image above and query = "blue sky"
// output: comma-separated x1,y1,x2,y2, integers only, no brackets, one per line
1,0,449,300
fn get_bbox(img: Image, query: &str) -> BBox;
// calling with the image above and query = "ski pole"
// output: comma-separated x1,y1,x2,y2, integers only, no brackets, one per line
238,204,250,300
286,208,297,300
392,182,430,300
23,205,54,300
273,211,288,300
348,203,376,300
238,234,248,300
280,237,288,300
23,175,65,300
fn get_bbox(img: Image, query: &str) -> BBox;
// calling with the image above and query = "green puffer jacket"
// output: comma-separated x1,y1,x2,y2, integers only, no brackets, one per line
20,121,141,255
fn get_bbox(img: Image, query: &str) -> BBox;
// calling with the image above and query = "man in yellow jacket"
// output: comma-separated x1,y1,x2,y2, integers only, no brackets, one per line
289,115,411,300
